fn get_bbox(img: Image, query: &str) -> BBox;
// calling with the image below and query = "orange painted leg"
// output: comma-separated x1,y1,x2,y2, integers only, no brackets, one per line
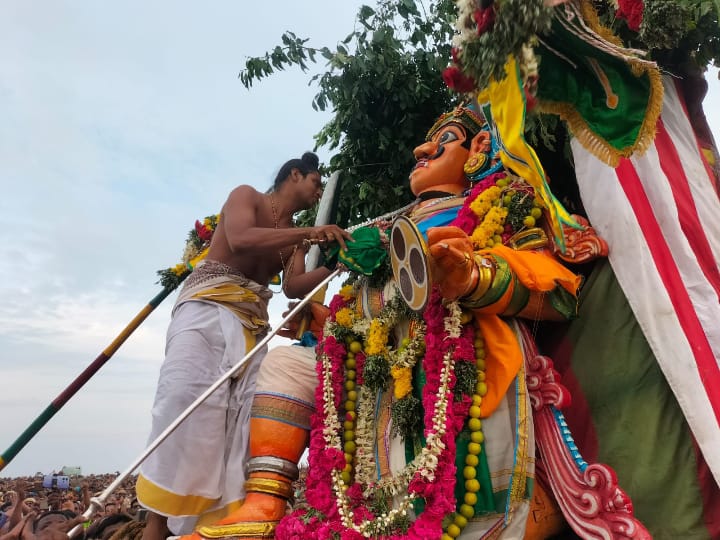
184,418,308,539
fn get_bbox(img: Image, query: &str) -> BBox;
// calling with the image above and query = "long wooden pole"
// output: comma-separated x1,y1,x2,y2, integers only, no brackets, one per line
0,280,185,472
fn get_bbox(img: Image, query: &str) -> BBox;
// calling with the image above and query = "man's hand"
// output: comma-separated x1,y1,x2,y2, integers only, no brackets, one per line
0,512,33,540
428,226,477,301
308,225,353,251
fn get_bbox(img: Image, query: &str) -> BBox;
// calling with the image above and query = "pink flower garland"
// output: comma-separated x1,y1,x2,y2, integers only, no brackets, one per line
278,289,475,539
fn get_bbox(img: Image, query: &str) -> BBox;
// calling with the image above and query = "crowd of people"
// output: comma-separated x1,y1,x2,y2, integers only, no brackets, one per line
0,475,145,540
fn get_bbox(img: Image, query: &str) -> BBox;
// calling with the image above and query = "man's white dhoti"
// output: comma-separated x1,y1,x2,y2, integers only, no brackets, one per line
137,261,272,535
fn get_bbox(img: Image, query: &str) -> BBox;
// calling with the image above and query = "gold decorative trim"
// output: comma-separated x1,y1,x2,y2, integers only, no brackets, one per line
536,2,664,167
508,228,548,251
243,478,293,500
465,256,495,302
197,520,277,539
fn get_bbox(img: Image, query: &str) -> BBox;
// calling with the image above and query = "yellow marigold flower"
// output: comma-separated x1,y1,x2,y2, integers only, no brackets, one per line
335,307,354,328
339,285,355,300
171,263,187,276
366,319,389,356
471,206,508,248
469,186,501,220
391,366,413,399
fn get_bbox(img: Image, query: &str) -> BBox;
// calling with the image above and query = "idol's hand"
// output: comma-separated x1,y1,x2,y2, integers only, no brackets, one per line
428,226,476,301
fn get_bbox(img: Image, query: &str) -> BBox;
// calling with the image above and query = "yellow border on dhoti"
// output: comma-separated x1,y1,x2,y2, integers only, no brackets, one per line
136,474,218,517
136,326,258,518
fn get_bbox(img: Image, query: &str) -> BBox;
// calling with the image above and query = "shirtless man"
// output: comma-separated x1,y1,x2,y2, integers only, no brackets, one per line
136,152,351,540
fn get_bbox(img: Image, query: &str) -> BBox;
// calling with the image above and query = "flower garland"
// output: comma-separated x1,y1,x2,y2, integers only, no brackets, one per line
444,0,552,94
595,0,720,70
157,215,218,289
277,287,476,539
456,172,542,249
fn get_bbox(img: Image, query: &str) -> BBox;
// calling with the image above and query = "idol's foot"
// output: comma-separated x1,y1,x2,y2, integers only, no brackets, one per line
182,482,291,540
190,520,277,540
178,518,277,540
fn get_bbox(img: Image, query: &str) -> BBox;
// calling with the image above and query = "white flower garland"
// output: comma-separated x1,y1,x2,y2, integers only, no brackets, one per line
320,298,464,535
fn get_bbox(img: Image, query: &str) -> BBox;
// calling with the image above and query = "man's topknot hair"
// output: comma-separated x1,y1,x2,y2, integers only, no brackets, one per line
273,151,320,190
300,151,319,171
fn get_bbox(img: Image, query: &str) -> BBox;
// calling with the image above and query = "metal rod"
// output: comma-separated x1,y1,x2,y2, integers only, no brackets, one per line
68,268,341,537
0,282,183,472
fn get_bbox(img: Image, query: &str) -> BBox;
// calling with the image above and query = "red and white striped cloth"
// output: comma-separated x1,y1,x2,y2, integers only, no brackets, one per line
571,76,720,485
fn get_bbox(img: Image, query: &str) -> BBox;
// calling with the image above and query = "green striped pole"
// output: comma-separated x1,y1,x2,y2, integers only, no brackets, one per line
0,281,183,472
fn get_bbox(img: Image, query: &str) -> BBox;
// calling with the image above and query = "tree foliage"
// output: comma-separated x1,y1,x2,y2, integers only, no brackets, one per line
240,0,457,227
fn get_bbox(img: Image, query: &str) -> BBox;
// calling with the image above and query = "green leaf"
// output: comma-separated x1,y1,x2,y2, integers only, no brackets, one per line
239,0,456,225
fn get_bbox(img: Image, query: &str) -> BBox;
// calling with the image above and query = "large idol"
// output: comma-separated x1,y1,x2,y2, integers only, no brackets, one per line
183,106,635,540
273,105,581,540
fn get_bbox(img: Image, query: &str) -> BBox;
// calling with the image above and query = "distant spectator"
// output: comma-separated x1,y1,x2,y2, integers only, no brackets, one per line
126,500,139,519
23,500,39,514
103,502,118,516
107,520,145,540
60,493,76,513
33,510,76,535
85,514,133,540
45,493,61,513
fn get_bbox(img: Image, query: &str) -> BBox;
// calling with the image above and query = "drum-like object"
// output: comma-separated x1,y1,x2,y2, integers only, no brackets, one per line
390,216,431,312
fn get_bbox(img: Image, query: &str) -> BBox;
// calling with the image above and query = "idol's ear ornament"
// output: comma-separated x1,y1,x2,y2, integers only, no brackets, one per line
464,130,494,180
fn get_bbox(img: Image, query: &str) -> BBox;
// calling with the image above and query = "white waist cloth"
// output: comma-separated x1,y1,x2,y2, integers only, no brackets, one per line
136,301,267,535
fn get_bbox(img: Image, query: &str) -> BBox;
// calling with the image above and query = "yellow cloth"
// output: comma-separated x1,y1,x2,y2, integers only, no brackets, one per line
175,259,272,335
476,56,580,250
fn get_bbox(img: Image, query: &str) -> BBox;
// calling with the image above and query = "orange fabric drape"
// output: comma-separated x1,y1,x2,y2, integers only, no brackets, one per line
476,314,522,418
474,245,580,417
482,244,580,295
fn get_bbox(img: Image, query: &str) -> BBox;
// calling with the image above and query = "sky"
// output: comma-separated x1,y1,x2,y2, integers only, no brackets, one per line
1,2,719,478
0,1,366,477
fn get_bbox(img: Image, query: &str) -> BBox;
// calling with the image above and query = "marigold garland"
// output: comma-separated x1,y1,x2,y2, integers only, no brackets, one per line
157,214,219,289
457,173,543,250
334,307,355,328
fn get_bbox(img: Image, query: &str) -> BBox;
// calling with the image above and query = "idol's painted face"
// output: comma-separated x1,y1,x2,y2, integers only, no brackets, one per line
409,123,470,197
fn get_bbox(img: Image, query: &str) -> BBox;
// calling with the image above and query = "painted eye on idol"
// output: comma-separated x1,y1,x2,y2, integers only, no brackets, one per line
437,130,459,145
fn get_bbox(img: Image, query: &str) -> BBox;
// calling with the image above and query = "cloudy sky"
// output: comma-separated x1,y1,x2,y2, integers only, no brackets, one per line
0,1,366,477
1,3,719,478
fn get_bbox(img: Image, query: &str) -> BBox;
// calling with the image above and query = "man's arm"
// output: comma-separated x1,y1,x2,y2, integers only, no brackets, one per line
7,484,25,531
283,245,335,298
80,483,90,512
221,186,351,254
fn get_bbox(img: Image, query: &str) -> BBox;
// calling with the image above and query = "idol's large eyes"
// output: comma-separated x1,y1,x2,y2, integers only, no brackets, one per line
437,130,459,146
